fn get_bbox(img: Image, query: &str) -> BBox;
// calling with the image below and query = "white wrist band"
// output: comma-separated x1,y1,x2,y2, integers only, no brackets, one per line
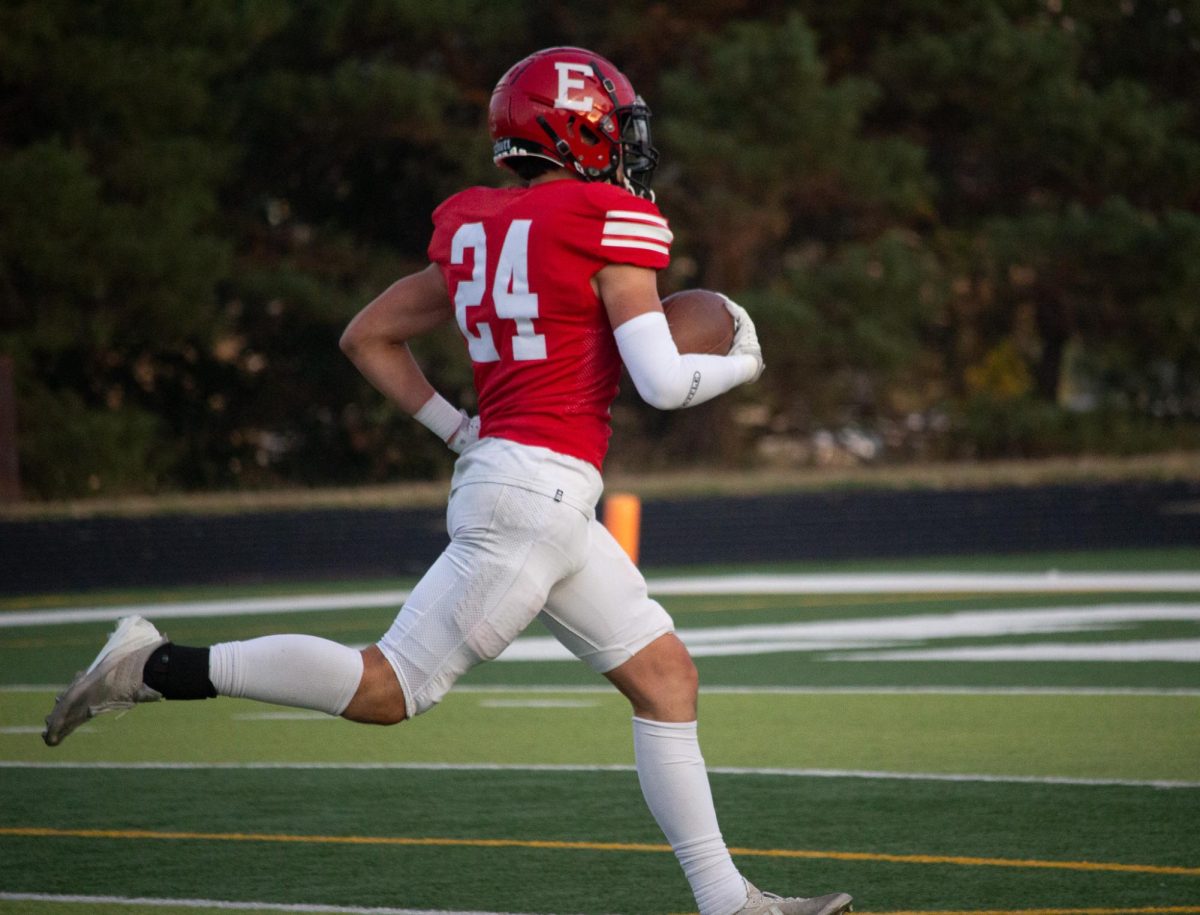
413,393,464,442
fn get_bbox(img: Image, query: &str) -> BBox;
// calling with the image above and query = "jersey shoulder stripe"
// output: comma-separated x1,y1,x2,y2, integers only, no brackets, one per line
601,209,673,257
605,208,670,227
600,237,670,256
602,219,673,244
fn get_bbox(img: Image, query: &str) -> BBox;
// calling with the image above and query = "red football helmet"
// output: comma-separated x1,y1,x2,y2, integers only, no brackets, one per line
488,46,659,198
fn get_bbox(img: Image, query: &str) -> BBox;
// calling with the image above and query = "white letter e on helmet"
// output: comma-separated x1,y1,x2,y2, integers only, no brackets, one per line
554,62,594,112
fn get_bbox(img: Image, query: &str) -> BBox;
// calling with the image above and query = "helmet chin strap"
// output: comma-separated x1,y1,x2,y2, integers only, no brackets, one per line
588,58,630,189
535,114,623,185
535,116,587,177
589,58,621,109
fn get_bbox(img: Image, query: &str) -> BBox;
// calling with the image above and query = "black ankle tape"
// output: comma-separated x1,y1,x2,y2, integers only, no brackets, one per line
143,643,217,700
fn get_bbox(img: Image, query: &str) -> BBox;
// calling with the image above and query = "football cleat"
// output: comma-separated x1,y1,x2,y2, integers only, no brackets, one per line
734,882,854,915
43,615,167,747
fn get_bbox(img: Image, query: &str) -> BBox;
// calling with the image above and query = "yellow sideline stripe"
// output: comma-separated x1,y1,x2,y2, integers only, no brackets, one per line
2,826,1198,877
859,910,1200,915
727,845,1200,876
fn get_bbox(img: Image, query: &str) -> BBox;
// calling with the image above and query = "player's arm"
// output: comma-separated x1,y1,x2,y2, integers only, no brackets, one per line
340,264,477,451
597,263,763,410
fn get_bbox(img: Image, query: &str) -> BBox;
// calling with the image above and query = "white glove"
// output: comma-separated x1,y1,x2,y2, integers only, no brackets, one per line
447,410,481,454
719,294,764,382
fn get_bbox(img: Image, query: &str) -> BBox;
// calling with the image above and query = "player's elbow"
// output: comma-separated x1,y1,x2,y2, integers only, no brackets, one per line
339,323,362,358
634,372,697,411
637,388,681,411
339,318,378,362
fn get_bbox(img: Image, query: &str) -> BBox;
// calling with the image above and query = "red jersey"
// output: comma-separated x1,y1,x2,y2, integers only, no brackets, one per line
428,178,672,469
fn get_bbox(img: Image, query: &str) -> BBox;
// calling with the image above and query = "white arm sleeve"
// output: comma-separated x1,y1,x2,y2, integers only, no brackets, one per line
613,311,759,410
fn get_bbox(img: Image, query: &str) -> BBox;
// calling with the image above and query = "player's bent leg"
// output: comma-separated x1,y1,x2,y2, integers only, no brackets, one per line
341,646,407,724
542,529,752,913
43,619,377,746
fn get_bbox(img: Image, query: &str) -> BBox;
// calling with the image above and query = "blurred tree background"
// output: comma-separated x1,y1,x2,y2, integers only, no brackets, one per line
1,0,1198,498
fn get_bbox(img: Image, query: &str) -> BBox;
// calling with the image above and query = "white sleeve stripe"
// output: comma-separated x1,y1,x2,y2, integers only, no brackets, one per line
602,221,674,243
605,209,669,228
600,237,671,256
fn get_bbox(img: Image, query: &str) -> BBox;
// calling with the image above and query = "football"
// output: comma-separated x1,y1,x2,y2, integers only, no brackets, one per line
661,288,735,355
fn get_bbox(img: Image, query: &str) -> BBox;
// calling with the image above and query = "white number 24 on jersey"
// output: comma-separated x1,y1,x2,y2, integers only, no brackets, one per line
451,220,547,362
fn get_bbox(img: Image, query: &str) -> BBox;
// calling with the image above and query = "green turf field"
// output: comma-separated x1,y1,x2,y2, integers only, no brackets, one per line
1,548,1198,915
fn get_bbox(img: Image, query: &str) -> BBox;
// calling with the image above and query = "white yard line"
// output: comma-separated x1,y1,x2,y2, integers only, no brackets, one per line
4,572,1200,628
476,698,601,708
494,603,1200,663
4,683,1199,696
646,572,1200,595
0,591,415,627
0,759,1195,789
831,639,1200,662
0,893,544,915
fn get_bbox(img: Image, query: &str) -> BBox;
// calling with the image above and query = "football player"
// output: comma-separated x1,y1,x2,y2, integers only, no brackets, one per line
43,47,852,915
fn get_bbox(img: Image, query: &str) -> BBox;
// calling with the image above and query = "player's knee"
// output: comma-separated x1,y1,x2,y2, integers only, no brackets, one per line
606,633,700,721
643,638,699,717
667,647,699,698
342,695,408,726
356,708,408,726
633,629,700,715
341,646,409,725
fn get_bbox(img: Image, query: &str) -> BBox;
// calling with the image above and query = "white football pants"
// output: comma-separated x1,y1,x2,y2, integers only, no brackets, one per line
378,438,673,714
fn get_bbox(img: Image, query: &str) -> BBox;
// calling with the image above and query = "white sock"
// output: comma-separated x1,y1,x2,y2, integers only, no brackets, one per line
632,716,748,915
209,635,363,716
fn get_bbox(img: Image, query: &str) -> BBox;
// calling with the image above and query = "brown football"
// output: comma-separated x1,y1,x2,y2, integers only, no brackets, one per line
661,288,735,355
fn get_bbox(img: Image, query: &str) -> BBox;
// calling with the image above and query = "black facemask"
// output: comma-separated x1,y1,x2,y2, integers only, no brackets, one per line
618,97,659,198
